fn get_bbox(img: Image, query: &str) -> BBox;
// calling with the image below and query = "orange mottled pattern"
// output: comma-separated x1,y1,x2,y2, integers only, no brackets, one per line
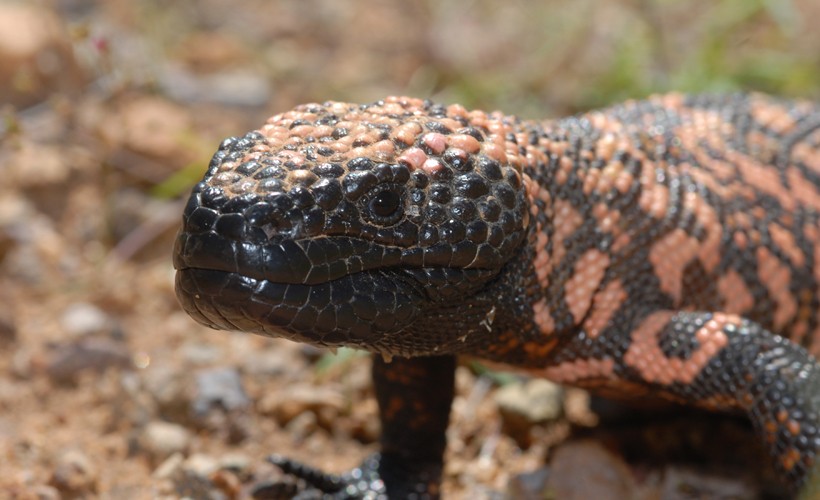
623,311,733,386
520,93,820,360
178,93,820,495
509,93,820,492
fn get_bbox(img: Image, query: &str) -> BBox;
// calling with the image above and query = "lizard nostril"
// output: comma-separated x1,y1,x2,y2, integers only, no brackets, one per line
245,202,276,226
259,223,278,240
244,202,292,239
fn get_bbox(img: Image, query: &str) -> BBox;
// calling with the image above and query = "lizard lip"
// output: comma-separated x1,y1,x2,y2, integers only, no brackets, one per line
173,229,405,286
174,264,422,346
173,225,498,346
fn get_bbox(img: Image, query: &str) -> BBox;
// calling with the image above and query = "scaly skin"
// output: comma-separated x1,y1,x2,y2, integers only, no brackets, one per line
174,93,820,498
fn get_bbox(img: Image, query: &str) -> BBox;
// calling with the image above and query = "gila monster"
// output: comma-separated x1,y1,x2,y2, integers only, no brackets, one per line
173,93,820,498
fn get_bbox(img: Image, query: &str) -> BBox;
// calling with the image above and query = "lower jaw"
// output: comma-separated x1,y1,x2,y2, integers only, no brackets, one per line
174,267,414,351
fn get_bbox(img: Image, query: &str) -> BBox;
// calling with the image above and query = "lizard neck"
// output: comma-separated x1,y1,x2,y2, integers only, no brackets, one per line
469,115,663,366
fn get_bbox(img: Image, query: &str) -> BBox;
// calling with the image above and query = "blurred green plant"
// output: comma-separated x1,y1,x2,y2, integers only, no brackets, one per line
315,347,369,376
152,160,209,199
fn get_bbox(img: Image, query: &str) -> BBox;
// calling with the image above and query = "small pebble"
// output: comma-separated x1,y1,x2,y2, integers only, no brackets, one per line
183,453,219,477
181,341,223,365
494,378,563,446
45,338,133,385
24,485,61,500
171,470,221,500
546,440,634,499
11,347,35,379
139,421,192,462
258,384,345,426
211,468,242,498
219,452,252,475
284,411,318,440
112,96,193,162
194,367,250,416
142,365,191,424
60,302,113,337
153,452,185,480
244,348,304,377
0,310,16,344
495,379,563,423
48,449,98,497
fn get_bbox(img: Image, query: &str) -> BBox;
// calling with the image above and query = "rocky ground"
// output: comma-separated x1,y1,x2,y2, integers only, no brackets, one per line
1,1,818,499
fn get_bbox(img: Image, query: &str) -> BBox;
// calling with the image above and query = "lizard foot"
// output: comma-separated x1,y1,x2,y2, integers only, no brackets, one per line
267,453,440,499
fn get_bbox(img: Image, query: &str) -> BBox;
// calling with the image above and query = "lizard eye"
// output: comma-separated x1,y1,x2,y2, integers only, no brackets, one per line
370,189,400,216
364,186,404,225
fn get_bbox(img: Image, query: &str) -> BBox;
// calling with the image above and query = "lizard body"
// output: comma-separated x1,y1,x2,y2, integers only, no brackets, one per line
174,93,820,498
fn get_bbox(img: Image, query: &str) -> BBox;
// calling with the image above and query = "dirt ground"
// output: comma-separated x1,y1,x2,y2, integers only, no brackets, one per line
1,1,818,499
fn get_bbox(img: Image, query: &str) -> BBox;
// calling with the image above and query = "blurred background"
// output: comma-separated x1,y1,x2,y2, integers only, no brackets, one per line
0,0,817,498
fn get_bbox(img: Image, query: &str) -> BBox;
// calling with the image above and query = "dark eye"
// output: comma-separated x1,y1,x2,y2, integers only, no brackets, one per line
363,186,404,225
369,189,401,217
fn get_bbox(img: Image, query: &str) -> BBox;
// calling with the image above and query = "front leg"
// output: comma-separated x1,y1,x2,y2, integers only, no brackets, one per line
570,310,820,497
273,355,455,499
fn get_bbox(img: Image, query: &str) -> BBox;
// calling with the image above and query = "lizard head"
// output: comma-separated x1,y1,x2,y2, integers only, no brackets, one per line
174,96,532,357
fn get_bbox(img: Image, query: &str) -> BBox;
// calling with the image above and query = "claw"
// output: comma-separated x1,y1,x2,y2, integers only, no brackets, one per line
267,454,344,493
268,454,392,499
